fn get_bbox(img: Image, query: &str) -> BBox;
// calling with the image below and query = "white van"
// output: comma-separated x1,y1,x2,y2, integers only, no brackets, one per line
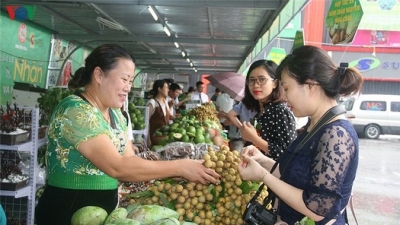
342,94,400,139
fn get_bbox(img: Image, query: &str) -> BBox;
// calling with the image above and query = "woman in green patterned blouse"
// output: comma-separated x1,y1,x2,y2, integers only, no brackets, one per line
35,44,220,225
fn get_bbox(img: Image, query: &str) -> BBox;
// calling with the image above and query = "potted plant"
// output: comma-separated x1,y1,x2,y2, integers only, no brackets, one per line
0,102,30,145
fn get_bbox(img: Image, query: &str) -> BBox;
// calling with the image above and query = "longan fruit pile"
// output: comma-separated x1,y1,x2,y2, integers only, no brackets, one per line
132,145,270,225
187,103,220,125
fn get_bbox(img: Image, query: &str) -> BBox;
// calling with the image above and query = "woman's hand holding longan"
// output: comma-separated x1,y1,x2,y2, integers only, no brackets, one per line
241,145,267,167
238,155,267,182
180,159,220,185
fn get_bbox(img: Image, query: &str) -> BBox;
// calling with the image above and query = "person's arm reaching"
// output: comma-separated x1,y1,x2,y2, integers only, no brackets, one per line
78,134,220,185
227,109,242,128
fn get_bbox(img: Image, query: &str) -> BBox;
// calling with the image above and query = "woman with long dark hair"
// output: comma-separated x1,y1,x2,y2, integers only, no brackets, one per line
240,60,297,160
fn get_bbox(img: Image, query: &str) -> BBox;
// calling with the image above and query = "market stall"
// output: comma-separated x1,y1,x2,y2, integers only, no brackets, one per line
83,102,270,225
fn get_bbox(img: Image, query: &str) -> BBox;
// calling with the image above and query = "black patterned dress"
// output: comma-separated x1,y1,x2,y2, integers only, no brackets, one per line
255,102,297,160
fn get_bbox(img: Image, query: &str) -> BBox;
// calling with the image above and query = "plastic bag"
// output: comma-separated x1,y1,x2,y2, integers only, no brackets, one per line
158,142,220,160
195,143,219,159
37,166,47,185
157,142,196,160
18,160,30,175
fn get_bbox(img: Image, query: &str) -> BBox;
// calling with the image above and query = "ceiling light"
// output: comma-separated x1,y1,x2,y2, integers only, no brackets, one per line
186,58,190,62
174,42,179,48
181,51,186,57
195,69,198,72
190,62,193,67
96,17,124,31
193,67,196,70
148,6,158,21
164,26,171,36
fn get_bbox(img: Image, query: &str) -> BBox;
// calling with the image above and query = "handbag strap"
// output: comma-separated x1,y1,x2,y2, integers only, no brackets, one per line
279,105,346,176
260,105,346,208
348,193,359,225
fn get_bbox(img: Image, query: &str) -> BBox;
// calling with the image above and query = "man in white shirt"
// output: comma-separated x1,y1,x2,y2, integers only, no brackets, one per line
190,81,209,104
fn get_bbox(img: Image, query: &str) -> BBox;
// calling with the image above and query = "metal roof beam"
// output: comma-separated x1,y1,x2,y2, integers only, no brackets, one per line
139,68,234,74
4,0,284,9
137,55,242,61
39,5,98,35
137,65,236,70
55,35,254,46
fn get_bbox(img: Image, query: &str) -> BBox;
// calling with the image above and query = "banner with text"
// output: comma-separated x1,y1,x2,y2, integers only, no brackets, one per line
326,0,364,45
0,13,51,88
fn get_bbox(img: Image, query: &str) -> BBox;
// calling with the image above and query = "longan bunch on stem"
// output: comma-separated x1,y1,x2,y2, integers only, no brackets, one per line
187,103,220,125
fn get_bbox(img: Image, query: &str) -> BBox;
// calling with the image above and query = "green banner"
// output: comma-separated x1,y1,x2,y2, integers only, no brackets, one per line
266,47,286,65
0,70,14,105
292,30,304,50
0,13,51,88
326,0,363,45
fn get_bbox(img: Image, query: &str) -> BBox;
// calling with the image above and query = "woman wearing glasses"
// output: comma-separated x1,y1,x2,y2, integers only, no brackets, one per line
239,60,297,160
239,46,362,224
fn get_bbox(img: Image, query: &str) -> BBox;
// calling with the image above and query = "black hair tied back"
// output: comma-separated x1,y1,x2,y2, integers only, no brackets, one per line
68,67,88,90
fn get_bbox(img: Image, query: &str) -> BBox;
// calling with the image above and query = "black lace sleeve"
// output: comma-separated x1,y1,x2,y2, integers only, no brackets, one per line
303,125,357,219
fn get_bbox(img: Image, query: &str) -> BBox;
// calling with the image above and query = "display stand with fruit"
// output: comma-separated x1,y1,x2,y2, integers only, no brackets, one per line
128,98,150,147
69,101,270,224
72,144,269,225
152,102,228,149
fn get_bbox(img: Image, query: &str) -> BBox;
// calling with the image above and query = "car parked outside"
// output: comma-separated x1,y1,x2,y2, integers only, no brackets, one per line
342,94,400,139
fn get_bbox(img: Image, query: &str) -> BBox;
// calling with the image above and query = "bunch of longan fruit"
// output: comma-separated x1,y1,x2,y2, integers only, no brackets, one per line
132,145,270,225
187,103,221,125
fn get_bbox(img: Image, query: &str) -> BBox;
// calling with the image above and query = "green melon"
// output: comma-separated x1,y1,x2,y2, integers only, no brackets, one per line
127,205,179,225
71,206,108,225
104,208,128,224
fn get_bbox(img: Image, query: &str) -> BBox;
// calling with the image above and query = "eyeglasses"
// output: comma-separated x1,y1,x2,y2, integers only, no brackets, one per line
246,77,274,86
